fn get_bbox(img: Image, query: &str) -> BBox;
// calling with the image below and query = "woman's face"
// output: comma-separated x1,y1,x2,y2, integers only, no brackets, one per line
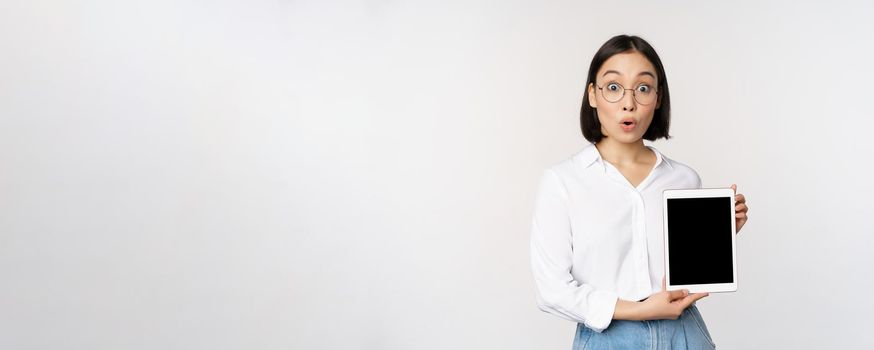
587,51,661,144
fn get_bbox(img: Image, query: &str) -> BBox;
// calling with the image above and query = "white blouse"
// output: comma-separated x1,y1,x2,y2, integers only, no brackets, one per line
529,142,701,332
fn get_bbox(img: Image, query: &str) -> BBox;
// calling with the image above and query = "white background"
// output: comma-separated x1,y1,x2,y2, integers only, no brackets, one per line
2,0,873,349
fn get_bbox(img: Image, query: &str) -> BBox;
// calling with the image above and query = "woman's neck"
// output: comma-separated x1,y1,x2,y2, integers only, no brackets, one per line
594,138,650,166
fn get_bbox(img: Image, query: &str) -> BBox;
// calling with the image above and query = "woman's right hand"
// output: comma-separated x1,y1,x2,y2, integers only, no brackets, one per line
637,276,709,320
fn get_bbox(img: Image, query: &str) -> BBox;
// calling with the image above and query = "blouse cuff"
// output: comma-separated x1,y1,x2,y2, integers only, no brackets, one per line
586,290,619,333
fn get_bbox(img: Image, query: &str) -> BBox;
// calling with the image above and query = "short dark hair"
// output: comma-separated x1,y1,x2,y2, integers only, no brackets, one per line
580,35,671,143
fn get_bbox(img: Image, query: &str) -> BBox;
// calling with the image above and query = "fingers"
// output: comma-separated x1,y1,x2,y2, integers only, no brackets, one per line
736,199,749,220
736,205,748,221
681,292,709,308
730,184,744,202
667,289,688,301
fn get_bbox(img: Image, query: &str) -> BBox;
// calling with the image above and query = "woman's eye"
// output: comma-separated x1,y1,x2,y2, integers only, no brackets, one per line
607,83,620,91
637,85,651,93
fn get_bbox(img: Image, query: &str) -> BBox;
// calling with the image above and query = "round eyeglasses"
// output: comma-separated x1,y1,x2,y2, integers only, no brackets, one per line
595,82,658,105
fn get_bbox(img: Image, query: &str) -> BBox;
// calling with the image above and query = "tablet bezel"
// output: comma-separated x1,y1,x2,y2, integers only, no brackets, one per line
663,188,738,293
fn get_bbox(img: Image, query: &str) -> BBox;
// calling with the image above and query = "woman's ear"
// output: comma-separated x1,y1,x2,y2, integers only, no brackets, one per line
655,90,662,109
588,83,597,108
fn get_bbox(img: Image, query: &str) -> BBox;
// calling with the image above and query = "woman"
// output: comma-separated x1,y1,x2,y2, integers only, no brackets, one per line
530,35,749,349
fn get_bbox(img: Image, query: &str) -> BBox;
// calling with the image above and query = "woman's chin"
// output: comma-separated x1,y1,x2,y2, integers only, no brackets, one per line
608,132,642,144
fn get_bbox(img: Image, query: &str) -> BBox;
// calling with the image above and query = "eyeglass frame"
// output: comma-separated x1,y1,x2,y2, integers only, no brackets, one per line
593,82,660,105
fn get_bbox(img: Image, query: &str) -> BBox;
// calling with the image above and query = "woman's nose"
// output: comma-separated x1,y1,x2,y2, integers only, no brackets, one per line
621,92,636,111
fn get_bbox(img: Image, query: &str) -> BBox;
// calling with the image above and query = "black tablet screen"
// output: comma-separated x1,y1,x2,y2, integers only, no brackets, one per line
666,197,734,285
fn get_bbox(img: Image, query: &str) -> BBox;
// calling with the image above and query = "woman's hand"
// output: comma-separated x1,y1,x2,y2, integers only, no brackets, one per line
731,184,748,234
613,277,709,321
634,276,709,321
614,276,709,321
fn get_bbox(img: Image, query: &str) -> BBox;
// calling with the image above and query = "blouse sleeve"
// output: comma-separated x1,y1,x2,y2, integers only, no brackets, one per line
529,169,618,333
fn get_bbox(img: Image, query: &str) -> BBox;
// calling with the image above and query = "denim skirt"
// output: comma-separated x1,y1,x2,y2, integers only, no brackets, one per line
572,304,716,350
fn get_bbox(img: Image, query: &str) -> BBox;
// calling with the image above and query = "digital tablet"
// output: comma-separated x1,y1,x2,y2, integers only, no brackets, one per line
663,188,738,293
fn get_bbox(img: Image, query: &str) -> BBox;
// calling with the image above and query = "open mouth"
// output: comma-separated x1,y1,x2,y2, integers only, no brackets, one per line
620,119,636,131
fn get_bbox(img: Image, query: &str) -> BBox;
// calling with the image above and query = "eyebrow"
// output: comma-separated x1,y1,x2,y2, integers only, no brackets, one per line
602,70,656,79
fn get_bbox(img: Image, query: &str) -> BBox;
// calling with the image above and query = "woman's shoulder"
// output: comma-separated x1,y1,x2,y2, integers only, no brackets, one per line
543,144,597,177
654,148,702,187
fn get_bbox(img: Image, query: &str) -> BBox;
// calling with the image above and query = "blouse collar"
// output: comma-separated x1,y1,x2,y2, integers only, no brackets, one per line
578,142,673,171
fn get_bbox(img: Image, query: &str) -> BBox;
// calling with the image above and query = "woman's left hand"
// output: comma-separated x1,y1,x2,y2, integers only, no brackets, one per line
730,184,748,234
